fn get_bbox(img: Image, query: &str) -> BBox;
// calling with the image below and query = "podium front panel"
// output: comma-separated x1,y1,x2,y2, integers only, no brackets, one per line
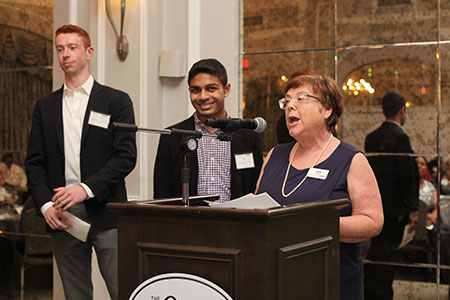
109,199,347,299
137,242,241,298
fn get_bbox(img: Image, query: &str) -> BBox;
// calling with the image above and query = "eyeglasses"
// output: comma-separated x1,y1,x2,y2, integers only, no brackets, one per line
278,94,321,110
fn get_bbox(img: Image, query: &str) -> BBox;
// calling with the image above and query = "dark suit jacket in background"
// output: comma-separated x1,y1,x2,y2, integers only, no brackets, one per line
153,115,263,200
25,81,137,230
364,121,419,252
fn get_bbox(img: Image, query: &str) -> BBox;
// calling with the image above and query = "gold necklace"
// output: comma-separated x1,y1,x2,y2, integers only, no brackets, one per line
281,133,333,198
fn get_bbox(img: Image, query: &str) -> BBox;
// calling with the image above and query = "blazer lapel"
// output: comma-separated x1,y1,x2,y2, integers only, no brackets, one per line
81,81,102,144
53,87,64,153
230,130,241,198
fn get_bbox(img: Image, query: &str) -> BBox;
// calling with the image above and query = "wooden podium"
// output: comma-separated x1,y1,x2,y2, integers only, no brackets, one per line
108,198,348,300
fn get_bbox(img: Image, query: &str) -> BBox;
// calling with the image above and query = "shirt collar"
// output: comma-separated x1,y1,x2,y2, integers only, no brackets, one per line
63,75,94,96
193,112,203,129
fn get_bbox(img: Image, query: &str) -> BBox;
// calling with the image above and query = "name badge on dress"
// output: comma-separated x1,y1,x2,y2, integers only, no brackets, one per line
306,167,329,180
235,153,255,170
88,111,111,129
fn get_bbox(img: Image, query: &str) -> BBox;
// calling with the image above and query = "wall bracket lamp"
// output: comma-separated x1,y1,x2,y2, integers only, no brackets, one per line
105,0,128,61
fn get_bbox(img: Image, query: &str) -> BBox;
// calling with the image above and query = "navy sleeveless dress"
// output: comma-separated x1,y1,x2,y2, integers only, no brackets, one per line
257,141,362,300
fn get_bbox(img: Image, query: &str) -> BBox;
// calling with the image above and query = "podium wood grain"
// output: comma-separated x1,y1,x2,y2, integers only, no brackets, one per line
108,198,348,300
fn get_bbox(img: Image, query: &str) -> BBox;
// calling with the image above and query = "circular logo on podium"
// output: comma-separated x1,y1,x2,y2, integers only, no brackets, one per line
129,273,233,300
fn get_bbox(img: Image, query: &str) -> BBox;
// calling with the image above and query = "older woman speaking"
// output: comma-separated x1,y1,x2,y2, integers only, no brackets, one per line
256,75,383,300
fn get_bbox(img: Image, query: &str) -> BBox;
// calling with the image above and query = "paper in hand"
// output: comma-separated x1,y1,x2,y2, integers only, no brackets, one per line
61,211,91,242
398,224,415,249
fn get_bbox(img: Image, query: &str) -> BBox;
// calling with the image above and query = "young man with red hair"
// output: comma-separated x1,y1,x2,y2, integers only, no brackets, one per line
25,24,136,300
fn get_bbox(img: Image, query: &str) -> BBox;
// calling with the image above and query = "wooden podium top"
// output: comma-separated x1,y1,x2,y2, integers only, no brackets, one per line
107,198,349,221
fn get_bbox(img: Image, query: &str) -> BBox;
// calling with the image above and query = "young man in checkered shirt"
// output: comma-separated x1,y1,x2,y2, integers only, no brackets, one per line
154,58,263,202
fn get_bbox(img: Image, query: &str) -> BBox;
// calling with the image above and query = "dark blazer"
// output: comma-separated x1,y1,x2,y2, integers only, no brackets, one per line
365,121,419,222
153,115,263,200
25,81,137,229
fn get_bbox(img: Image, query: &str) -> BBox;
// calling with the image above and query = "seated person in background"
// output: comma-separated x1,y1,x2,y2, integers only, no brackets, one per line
407,156,437,268
416,156,437,228
2,153,27,197
154,58,263,202
255,74,383,300
441,158,450,195
0,162,15,203
439,157,450,283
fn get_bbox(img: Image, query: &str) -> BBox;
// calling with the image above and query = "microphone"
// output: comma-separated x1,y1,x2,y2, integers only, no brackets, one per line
110,122,138,132
205,117,267,133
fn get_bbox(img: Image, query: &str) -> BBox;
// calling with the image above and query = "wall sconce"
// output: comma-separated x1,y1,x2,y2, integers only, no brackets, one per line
105,0,129,61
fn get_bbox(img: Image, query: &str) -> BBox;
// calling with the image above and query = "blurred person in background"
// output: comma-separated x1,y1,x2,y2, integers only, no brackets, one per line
416,156,437,228
2,153,27,201
0,162,14,202
364,92,419,300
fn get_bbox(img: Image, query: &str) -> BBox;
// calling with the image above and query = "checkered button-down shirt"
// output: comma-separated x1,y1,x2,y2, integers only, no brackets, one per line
194,113,231,202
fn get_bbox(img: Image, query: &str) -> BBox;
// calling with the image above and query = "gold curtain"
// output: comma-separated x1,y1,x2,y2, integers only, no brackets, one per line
0,25,52,165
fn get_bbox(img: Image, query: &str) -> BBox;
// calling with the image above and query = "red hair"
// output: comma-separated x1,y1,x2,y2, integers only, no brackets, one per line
284,75,343,131
55,24,91,48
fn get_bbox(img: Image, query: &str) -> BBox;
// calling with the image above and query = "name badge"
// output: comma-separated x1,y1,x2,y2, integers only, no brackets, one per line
306,167,329,180
88,111,111,129
235,153,255,170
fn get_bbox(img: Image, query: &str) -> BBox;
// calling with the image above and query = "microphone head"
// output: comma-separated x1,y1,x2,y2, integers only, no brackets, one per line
254,117,267,133
204,118,218,128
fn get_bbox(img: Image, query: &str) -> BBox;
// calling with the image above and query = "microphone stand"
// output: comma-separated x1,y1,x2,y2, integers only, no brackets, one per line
179,135,196,207
111,122,230,206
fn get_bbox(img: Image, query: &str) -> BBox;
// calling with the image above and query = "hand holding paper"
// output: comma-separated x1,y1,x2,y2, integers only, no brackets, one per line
44,206,72,230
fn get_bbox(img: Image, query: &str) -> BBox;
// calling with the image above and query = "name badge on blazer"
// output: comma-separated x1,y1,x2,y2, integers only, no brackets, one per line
235,153,255,170
88,111,111,129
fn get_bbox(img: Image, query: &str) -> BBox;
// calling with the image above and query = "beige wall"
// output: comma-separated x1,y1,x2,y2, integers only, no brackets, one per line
51,0,239,299
53,0,239,201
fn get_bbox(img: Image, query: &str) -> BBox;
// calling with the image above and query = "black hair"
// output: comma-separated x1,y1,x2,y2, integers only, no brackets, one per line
188,58,228,87
382,92,406,118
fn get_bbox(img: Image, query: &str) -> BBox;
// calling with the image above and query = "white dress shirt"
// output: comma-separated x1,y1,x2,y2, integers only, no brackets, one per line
41,76,95,215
